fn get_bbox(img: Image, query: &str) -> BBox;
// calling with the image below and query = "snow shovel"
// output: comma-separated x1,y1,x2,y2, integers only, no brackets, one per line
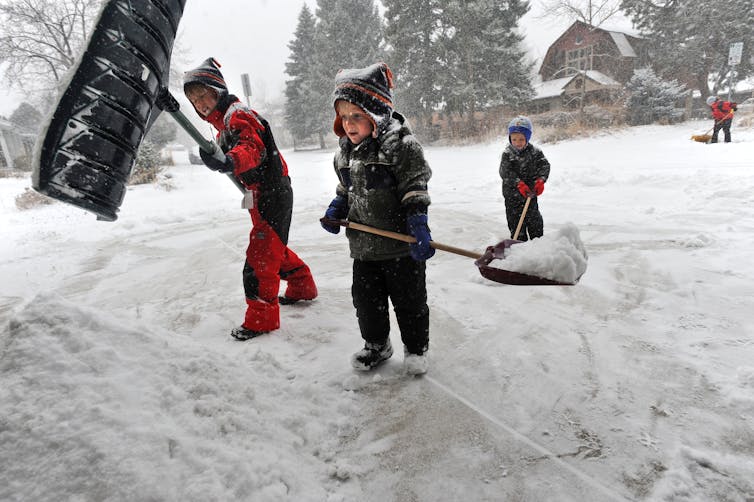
32,0,188,221
473,196,575,285
320,216,575,286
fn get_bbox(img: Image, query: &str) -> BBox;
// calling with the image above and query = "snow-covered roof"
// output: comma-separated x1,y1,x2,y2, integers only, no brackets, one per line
533,70,621,100
533,76,572,99
608,32,637,57
583,70,621,86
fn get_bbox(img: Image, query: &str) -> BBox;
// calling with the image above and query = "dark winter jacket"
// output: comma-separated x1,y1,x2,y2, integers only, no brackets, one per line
332,112,432,261
499,143,551,199
710,100,737,121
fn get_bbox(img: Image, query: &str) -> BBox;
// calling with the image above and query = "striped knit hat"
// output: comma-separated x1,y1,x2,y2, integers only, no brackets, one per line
333,62,394,137
183,57,227,96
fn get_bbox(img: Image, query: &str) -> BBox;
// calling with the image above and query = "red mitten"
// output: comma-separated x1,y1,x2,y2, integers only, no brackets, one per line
534,178,545,196
517,180,532,197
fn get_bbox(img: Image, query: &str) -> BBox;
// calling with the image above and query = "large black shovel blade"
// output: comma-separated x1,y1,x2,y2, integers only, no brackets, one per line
32,0,187,221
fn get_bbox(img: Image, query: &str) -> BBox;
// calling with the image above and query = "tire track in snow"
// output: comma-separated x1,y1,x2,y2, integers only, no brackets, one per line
425,376,631,501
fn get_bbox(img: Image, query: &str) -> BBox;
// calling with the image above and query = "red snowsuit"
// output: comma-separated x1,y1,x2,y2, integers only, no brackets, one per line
203,95,317,332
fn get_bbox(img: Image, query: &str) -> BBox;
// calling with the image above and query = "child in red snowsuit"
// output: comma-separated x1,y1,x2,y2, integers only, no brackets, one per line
184,58,317,340
706,95,737,143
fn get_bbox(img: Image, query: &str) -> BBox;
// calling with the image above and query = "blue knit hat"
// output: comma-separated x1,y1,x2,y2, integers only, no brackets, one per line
508,116,532,143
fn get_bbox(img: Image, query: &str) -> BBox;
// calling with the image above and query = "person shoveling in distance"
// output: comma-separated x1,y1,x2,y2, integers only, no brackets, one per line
692,96,738,143
706,96,737,143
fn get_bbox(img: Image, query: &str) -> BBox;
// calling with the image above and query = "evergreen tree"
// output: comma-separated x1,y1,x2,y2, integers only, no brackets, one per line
621,0,753,96
9,102,43,133
437,0,533,134
382,0,444,138
624,67,687,125
310,0,384,146
284,4,320,147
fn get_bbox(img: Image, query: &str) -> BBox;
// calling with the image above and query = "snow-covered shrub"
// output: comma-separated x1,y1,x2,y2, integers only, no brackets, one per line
624,68,687,125
536,110,579,129
129,139,162,185
582,105,621,127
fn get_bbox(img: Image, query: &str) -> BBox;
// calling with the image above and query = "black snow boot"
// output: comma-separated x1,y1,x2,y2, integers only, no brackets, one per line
351,339,393,371
230,326,269,341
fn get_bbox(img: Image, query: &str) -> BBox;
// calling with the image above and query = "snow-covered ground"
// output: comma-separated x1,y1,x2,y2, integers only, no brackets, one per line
2,119,753,501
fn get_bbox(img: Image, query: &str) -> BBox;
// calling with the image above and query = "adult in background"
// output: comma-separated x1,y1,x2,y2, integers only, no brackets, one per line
706,95,737,143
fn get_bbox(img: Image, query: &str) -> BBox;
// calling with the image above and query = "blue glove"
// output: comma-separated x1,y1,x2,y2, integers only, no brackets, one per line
200,147,234,173
407,213,435,261
321,195,348,234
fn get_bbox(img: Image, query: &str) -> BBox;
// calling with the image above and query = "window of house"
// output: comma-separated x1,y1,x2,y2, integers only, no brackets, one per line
565,45,593,74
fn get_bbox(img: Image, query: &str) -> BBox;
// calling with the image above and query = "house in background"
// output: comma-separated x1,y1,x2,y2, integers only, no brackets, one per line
530,20,650,113
0,117,35,171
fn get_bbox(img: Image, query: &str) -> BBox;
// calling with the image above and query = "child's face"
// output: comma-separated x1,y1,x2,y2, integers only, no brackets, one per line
186,86,218,117
336,100,373,144
510,132,527,150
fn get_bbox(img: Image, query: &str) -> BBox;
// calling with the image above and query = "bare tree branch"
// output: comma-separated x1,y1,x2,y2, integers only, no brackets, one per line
0,0,102,97
537,0,623,27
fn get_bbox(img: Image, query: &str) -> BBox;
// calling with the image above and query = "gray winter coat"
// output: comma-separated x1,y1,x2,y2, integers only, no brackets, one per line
332,112,432,261
499,143,550,199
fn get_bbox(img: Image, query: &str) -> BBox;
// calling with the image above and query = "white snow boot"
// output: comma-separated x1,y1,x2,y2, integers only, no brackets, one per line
403,346,429,375
351,339,393,371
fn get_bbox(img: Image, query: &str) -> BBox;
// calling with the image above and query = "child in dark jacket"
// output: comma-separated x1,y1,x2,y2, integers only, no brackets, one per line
184,57,317,340
499,116,551,241
320,62,434,375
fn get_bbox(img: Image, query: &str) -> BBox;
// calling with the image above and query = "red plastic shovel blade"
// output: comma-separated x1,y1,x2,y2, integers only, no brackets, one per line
477,265,575,286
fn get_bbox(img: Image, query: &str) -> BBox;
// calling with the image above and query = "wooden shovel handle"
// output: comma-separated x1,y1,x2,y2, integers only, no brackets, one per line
513,196,532,240
323,219,482,260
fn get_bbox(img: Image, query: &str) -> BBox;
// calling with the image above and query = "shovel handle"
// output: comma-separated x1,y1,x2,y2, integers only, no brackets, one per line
323,219,482,260
512,196,532,240
157,88,246,194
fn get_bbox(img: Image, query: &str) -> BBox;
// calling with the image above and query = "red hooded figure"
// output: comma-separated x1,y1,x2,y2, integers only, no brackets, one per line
706,96,737,143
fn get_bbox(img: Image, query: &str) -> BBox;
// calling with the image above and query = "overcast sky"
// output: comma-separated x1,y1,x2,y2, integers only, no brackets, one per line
0,0,633,117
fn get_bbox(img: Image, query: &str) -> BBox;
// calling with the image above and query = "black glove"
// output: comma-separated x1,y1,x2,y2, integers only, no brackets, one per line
154,87,179,112
199,147,234,173
731,103,738,111
321,195,348,234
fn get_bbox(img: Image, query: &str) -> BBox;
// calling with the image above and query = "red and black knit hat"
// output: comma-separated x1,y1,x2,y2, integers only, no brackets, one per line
333,62,394,137
183,57,227,96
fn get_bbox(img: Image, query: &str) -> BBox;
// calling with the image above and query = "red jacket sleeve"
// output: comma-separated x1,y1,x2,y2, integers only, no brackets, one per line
225,108,267,177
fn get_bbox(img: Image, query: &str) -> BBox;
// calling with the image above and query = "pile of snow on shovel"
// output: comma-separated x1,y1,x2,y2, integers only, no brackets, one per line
500,223,588,284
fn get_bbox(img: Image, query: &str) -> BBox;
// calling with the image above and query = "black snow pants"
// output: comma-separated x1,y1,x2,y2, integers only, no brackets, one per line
351,257,429,354
711,118,732,143
504,195,543,241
